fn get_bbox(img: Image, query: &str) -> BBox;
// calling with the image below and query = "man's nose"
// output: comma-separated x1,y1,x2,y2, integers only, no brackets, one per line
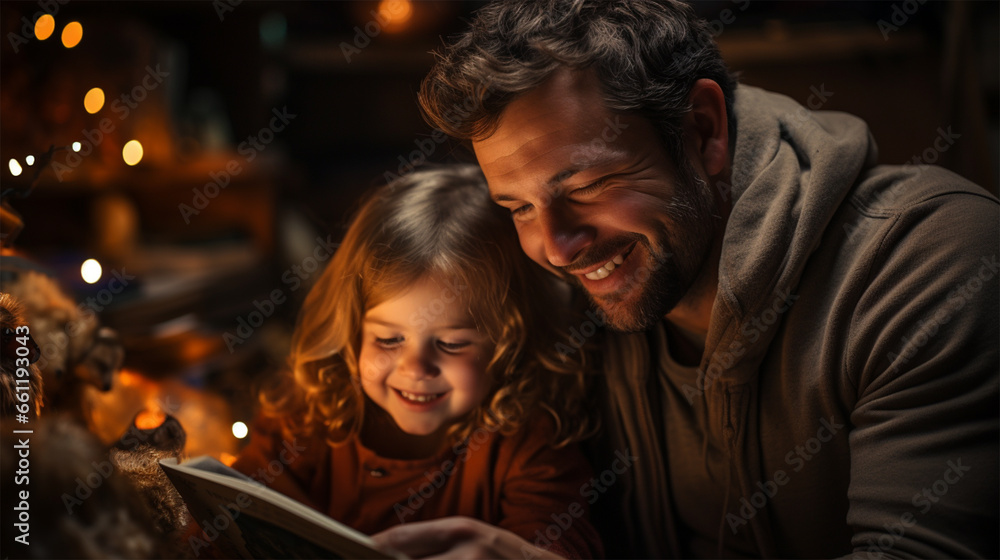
538,204,594,268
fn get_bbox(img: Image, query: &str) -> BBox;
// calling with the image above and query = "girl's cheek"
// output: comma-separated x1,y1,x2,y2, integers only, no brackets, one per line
358,348,387,383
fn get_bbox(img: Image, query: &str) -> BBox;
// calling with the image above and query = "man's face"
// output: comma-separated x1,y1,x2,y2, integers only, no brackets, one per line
473,69,718,332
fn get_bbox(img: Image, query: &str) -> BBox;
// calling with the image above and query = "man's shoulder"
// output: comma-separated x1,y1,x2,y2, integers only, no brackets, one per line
828,162,998,288
848,163,998,215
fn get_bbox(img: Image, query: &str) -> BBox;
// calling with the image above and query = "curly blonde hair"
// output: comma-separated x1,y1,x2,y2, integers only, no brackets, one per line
261,164,597,448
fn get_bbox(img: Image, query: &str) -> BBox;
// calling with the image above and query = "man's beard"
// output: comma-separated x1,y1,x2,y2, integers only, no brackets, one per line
580,167,718,333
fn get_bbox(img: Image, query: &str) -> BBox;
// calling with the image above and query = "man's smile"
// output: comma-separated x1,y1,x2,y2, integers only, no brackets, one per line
579,243,637,280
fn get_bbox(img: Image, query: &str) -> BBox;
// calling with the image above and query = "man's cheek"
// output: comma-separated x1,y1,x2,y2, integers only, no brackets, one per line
518,234,560,276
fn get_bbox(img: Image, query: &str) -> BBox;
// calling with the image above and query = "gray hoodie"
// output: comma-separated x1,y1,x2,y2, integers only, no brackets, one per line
593,85,999,558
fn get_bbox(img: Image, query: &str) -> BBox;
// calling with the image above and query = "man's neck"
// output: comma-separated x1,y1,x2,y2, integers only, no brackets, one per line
663,257,717,366
662,172,730,364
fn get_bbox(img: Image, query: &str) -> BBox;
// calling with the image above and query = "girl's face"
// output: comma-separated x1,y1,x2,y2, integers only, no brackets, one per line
358,275,494,437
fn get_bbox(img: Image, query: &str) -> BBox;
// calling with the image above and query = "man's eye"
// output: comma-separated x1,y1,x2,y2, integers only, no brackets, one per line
510,204,532,217
572,179,606,196
438,340,471,352
375,336,403,348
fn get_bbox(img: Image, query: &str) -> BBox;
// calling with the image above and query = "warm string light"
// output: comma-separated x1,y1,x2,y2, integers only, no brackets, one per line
84,87,105,113
34,14,55,40
81,258,102,283
61,21,83,48
20,18,154,177
122,140,143,165
377,0,413,28
232,422,249,439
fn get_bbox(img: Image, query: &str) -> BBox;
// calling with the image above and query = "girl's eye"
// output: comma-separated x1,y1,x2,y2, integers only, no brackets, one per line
375,336,403,348
438,340,471,353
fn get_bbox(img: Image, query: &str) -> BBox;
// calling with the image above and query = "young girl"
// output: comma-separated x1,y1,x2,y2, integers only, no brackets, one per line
233,165,602,558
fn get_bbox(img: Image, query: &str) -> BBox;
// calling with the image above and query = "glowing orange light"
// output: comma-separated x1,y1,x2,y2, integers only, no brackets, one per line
135,408,167,430
376,0,413,30
61,21,83,48
34,14,55,40
118,370,150,388
84,87,105,114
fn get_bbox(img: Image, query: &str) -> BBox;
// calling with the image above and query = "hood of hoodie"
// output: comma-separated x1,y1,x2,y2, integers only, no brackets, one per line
700,85,880,390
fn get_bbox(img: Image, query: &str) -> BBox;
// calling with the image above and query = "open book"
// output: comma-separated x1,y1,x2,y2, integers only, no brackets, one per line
160,456,402,559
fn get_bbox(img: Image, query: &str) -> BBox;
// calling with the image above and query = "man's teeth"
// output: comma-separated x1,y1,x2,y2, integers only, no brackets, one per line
399,390,441,403
585,254,626,280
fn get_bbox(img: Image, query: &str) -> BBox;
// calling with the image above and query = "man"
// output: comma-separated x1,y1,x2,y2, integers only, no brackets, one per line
373,0,999,558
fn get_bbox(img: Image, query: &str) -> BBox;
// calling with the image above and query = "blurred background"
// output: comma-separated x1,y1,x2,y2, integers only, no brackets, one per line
1,0,997,461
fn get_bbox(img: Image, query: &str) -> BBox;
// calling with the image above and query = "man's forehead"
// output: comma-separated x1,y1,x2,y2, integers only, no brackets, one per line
485,68,607,138
473,68,616,187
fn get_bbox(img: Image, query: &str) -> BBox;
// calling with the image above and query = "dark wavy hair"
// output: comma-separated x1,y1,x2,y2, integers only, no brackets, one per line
419,0,737,166
261,165,597,448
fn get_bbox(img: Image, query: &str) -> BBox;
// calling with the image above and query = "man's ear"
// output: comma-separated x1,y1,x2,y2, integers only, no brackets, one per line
685,79,729,178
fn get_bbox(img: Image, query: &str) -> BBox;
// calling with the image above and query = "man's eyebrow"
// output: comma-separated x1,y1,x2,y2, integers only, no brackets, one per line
492,193,519,203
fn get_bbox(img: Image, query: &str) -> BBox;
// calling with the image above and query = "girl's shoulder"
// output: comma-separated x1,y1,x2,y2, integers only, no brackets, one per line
461,412,566,461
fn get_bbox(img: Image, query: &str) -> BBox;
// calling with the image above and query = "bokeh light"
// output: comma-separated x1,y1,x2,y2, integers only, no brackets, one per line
24,155,35,166
72,142,81,152
61,21,83,48
84,87,105,114
8,159,22,177
122,140,143,166
232,422,249,439
34,14,55,40
81,258,103,284
377,0,413,29
259,12,287,49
